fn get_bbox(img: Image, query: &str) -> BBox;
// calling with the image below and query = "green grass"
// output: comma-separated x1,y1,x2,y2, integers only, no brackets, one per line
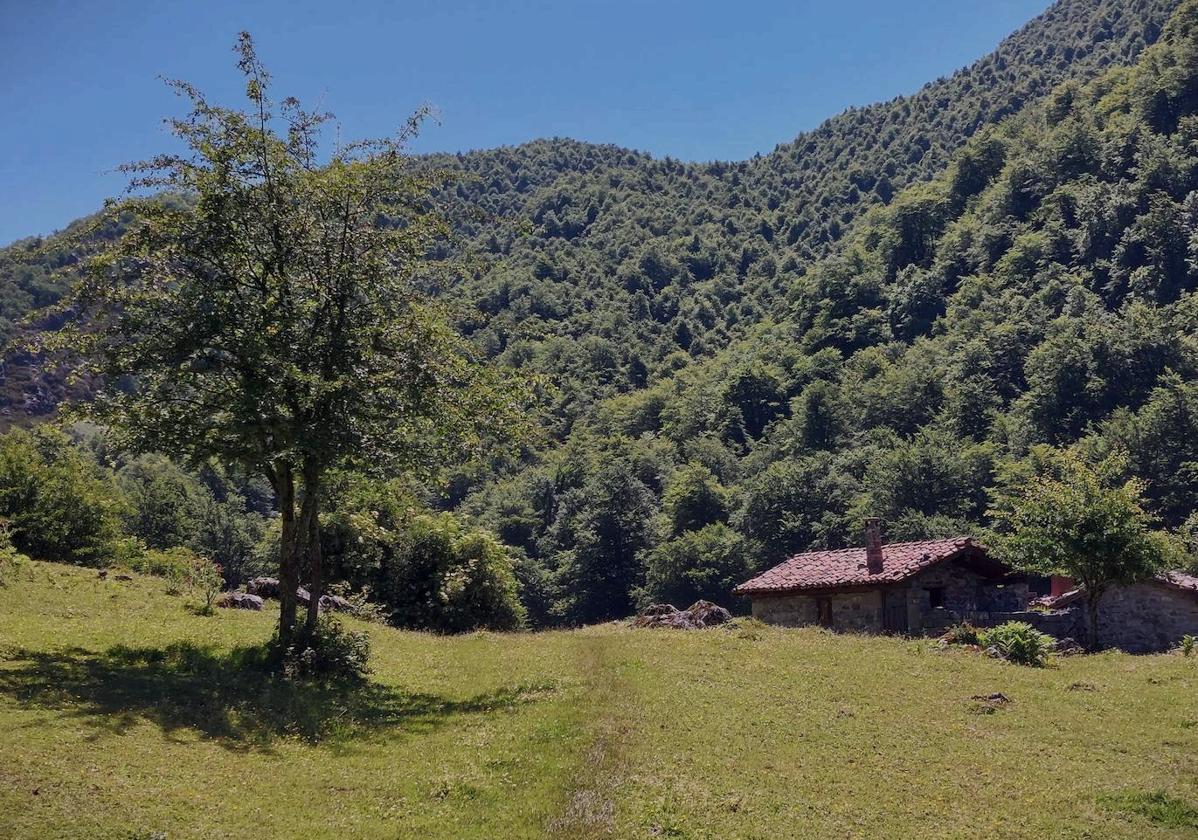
2,562,1196,839
1099,791,1198,831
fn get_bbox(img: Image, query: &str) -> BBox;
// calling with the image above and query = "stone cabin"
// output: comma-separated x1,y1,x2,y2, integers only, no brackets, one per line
733,519,1029,636
733,518,1198,651
1044,572,1198,653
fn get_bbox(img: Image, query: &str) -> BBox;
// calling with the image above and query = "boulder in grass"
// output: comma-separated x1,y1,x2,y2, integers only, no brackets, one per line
632,604,681,628
242,580,356,613
246,577,280,599
666,610,701,629
319,594,355,613
216,592,264,611
1053,637,1085,656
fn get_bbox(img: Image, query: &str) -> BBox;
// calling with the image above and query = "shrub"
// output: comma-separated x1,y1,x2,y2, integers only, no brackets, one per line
190,556,224,614
981,621,1055,666
188,492,267,589
130,546,221,608
375,512,526,633
0,427,127,566
1181,634,1196,658
117,454,203,550
119,455,269,589
638,523,749,610
324,581,387,623
132,546,199,582
277,616,372,682
0,520,28,586
942,621,983,646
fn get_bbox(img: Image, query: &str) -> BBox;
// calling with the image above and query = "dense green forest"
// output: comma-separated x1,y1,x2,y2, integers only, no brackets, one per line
3,0,1197,628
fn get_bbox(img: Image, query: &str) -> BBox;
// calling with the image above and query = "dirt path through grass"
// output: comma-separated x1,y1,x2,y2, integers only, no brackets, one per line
546,628,644,839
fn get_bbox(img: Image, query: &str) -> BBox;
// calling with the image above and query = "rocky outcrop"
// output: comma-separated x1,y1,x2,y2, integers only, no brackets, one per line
245,578,355,614
246,577,280,599
632,600,732,629
215,592,264,610
319,594,355,613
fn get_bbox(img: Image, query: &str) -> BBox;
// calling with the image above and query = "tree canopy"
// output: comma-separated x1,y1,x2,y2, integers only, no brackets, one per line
33,34,528,645
990,448,1176,648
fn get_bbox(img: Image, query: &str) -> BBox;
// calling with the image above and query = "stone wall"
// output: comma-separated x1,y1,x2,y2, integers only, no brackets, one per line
1089,582,1198,653
901,561,1028,635
967,609,1081,640
750,589,883,631
751,592,818,626
829,590,883,632
965,582,1198,652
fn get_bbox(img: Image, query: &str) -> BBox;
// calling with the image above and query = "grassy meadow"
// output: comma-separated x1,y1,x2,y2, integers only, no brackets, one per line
1,561,1196,839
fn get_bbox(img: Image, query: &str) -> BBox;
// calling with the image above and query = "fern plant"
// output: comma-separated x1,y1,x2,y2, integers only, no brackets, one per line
981,621,1056,667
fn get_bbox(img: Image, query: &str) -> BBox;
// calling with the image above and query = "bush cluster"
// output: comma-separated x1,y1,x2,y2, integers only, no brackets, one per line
277,616,372,682
0,520,28,586
941,622,983,646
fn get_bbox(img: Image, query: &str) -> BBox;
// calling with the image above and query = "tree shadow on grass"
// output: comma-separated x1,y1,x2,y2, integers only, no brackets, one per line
0,642,553,752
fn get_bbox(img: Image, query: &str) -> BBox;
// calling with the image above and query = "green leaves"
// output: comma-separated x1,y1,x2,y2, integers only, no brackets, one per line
48,34,529,488
0,427,127,566
990,447,1175,588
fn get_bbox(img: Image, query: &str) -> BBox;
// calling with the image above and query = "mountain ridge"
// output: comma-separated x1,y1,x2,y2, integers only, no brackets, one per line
2,0,1195,625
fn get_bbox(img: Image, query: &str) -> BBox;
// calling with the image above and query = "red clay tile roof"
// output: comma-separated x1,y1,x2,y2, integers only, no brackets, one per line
1039,571,1198,609
733,537,978,596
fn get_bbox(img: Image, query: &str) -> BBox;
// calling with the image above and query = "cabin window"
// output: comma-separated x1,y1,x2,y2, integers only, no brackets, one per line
926,587,946,609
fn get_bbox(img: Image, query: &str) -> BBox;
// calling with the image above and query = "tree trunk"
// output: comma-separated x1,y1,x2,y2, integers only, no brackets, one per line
1085,590,1101,652
299,463,323,633
273,464,299,649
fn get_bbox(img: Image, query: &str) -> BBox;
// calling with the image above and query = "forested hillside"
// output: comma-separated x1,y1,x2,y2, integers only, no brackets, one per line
1,0,1194,627
2,0,1175,424
457,0,1198,624
429,0,1176,419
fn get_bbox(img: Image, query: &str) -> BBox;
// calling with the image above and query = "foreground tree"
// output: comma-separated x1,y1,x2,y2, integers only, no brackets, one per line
990,448,1174,650
38,34,526,648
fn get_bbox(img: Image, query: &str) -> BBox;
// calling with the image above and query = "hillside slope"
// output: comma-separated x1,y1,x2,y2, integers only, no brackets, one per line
0,0,1180,425
1,561,1195,839
1,0,1195,628
458,0,1198,624
425,0,1179,424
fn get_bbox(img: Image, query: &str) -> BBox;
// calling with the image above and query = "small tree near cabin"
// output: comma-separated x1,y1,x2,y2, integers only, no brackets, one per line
990,448,1174,650
38,34,526,649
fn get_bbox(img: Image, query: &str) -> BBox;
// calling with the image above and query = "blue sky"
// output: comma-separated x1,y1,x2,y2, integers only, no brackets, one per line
0,0,1049,245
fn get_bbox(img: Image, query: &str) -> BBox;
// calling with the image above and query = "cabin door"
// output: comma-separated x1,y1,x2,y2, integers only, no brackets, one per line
816,598,833,628
881,590,908,635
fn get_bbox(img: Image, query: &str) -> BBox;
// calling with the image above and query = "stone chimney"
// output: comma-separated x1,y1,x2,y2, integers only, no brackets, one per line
865,517,883,574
